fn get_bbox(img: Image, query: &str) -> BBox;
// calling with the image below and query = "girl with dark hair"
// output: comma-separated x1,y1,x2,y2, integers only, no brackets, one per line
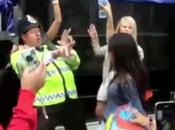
87,2,149,121
105,33,145,118
105,33,156,129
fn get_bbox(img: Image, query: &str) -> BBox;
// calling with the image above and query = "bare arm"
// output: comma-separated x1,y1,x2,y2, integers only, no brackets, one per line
46,0,62,40
87,3,114,56
101,3,114,42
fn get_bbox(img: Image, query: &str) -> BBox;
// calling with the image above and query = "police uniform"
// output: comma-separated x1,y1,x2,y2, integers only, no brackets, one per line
11,45,87,130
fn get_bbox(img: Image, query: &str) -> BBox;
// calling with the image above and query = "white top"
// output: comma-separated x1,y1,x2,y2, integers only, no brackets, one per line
92,43,144,101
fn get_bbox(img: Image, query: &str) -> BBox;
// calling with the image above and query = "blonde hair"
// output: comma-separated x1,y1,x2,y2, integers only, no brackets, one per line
115,16,137,42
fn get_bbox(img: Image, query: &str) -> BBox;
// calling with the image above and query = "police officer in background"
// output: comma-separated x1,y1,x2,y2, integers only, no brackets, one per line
10,3,87,130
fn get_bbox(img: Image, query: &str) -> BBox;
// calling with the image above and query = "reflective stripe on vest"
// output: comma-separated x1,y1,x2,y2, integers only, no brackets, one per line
34,90,77,106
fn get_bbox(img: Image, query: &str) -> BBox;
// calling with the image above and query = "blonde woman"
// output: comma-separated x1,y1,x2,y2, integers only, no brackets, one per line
87,2,144,121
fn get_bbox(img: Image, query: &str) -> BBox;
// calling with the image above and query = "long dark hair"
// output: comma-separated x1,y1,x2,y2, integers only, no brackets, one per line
108,33,148,99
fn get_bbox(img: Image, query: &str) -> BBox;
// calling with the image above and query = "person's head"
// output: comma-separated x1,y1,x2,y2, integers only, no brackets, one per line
109,33,148,95
108,33,140,73
115,16,137,41
17,15,41,47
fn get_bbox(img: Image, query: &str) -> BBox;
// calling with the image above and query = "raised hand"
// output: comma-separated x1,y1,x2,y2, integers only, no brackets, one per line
21,61,46,93
53,30,75,57
100,2,112,15
87,24,99,42
63,35,75,56
57,28,72,46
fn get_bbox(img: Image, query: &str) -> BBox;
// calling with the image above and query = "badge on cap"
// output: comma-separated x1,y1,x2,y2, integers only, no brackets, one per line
26,15,38,24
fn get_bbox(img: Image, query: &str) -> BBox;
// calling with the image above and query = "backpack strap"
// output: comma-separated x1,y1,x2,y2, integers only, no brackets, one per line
105,114,115,130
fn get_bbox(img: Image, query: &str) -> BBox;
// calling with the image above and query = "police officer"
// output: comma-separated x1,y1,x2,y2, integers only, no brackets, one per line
10,14,87,130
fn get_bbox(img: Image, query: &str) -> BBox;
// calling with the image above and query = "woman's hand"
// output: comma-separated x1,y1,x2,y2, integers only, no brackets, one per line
100,2,112,15
87,24,99,42
131,111,149,127
131,111,157,130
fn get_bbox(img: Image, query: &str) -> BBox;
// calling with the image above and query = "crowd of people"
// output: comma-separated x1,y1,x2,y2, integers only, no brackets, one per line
0,0,157,130
87,2,155,130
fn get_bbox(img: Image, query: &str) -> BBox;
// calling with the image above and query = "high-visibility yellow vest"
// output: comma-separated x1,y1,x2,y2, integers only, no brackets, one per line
10,45,80,106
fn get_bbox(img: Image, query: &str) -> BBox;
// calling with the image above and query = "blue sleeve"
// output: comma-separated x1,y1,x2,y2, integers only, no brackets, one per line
0,0,17,32
0,0,17,12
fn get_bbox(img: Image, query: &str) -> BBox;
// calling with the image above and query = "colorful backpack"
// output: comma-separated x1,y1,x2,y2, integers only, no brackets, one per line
105,103,145,130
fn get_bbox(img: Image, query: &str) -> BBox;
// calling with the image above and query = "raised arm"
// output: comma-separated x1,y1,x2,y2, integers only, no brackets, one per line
46,0,62,40
7,62,46,130
87,24,107,56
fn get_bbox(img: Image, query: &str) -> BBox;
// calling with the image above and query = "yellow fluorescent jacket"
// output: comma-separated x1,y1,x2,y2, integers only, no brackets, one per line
10,45,80,106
